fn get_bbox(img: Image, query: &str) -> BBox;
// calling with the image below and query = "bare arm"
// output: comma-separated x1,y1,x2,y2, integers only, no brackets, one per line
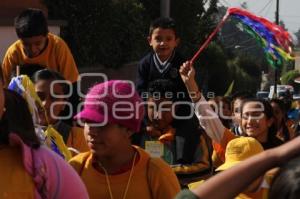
191,136,300,199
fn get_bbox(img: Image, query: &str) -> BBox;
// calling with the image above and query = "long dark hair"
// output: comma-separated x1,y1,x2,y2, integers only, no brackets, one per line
270,98,290,142
0,89,40,148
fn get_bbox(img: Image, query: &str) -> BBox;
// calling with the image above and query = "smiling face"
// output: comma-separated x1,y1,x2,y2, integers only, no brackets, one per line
148,28,179,62
241,101,273,142
84,123,131,158
21,35,47,58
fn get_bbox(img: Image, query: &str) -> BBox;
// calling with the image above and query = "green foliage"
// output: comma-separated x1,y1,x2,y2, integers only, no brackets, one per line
295,28,300,48
197,42,231,95
140,0,218,58
43,0,148,68
281,70,300,85
226,56,261,93
42,0,264,96
43,0,219,69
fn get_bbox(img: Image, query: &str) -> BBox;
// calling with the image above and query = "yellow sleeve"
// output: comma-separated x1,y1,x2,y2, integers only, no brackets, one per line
54,37,79,83
2,45,18,86
148,157,181,199
69,152,91,174
67,126,89,154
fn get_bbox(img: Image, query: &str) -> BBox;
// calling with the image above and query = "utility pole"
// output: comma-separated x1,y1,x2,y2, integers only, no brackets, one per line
274,0,279,98
160,0,170,17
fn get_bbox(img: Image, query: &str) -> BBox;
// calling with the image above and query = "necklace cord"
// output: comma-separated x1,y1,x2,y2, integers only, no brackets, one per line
99,152,137,199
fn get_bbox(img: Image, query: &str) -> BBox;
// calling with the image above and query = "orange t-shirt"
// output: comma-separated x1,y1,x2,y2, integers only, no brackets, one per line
213,128,236,162
0,146,35,198
69,146,181,199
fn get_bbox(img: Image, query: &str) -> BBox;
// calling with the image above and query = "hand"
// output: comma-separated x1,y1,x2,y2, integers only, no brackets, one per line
179,61,195,84
179,61,201,102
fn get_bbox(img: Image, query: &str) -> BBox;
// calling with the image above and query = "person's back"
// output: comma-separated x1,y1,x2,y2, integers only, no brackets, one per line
2,8,79,86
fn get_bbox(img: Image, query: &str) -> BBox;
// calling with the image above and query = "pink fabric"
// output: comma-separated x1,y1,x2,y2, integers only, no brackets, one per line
9,133,89,199
74,80,144,132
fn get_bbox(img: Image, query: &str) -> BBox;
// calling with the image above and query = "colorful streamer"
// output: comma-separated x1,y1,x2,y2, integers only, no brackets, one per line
191,7,294,69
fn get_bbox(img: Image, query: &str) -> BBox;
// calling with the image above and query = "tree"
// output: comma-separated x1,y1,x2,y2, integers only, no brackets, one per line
295,28,300,48
43,0,148,68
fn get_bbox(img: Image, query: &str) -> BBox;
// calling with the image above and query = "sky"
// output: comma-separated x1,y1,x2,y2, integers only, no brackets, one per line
219,0,300,35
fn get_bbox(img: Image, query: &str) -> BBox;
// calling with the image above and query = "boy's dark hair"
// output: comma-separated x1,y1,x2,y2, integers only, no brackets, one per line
33,69,69,95
148,79,176,101
149,17,177,37
15,8,48,38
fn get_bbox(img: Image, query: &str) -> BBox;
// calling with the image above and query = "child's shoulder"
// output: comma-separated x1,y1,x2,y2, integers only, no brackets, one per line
139,51,154,62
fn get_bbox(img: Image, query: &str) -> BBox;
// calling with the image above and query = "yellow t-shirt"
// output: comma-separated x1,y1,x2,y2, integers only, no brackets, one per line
0,146,35,198
2,33,79,86
69,146,181,199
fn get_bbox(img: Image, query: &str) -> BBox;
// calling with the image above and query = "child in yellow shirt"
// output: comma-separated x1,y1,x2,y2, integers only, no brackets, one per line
2,8,78,86
33,69,88,154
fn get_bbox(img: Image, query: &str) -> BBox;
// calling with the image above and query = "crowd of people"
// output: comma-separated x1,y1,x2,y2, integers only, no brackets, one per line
1,7,300,199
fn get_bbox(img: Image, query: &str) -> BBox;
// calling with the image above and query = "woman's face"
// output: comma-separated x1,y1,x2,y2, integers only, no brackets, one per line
0,82,5,119
241,102,273,142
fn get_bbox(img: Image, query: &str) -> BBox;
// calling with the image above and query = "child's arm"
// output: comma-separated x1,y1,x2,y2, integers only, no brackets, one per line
2,48,17,87
190,136,300,199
